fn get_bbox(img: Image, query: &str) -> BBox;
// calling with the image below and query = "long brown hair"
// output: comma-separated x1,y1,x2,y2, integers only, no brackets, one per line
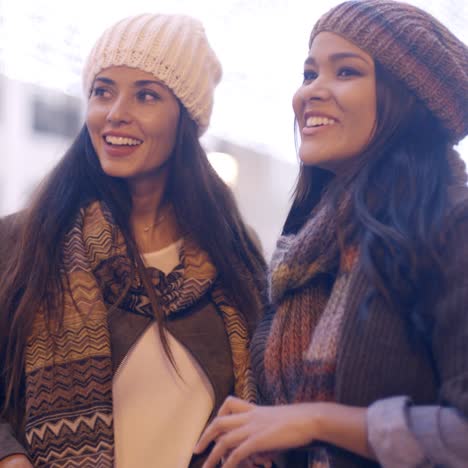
0,106,266,420
284,61,453,345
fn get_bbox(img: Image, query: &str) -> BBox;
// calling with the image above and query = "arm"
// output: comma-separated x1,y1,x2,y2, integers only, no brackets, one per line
0,420,31,467
194,395,468,468
0,215,32,467
368,396,468,467
0,381,31,466
195,216,468,467
193,396,376,468
313,212,468,465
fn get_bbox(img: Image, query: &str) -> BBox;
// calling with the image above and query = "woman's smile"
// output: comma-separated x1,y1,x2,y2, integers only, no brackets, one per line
293,31,377,172
86,65,180,182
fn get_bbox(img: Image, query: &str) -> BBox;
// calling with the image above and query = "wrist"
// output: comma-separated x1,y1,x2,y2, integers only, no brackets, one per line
295,402,328,445
301,402,372,459
306,402,329,442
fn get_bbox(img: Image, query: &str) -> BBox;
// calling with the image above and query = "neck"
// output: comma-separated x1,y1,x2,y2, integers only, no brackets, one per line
128,169,179,253
128,170,168,225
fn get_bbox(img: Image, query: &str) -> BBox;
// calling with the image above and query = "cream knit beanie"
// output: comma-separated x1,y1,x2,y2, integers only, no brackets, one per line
82,14,222,135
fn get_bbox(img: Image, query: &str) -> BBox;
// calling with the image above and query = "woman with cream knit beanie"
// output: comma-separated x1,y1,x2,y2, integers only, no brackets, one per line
196,1,468,467
0,13,265,468
83,14,222,135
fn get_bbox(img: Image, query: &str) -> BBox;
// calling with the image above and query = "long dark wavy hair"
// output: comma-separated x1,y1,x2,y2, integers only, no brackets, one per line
284,61,455,346
0,106,266,423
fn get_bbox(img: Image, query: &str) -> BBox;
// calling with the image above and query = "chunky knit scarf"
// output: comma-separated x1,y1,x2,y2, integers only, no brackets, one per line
263,195,358,468
23,201,256,467
261,150,468,468
264,193,358,406
263,147,468,405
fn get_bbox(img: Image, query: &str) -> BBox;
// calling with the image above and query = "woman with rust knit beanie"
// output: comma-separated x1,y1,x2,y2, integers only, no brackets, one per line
0,13,266,468
196,1,468,467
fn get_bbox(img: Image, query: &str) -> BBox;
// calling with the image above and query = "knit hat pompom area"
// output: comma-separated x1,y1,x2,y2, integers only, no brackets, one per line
82,14,222,135
310,0,468,143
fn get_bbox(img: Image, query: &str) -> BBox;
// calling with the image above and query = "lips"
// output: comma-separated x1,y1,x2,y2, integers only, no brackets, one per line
102,133,143,146
300,112,338,137
305,116,337,128
104,135,142,146
101,133,143,157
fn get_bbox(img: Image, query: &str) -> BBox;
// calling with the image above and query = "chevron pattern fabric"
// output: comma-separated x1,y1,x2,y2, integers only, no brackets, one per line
24,201,255,466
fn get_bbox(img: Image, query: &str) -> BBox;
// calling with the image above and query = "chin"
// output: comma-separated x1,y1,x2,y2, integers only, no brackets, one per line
299,150,330,168
299,146,356,172
99,162,135,179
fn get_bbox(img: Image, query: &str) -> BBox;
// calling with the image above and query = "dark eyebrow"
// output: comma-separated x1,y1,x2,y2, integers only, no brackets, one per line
134,79,164,87
304,52,371,67
94,77,114,85
93,77,164,88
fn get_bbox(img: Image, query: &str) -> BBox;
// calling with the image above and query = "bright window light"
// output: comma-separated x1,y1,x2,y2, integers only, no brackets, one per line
207,151,239,187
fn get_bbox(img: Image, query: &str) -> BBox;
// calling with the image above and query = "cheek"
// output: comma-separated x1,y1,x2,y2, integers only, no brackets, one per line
292,88,303,120
85,106,101,135
362,91,377,138
145,111,179,151
85,108,107,154
363,80,377,123
163,108,180,145
347,86,376,133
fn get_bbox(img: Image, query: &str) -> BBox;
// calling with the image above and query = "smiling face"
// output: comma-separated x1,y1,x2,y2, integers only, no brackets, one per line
86,66,180,182
292,32,377,172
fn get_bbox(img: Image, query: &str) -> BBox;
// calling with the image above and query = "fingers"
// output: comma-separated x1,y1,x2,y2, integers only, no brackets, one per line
217,395,254,417
195,397,255,454
237,459,259,468
219,436,266,468
201,427,249,468
250,454,273,468
195,412,246,454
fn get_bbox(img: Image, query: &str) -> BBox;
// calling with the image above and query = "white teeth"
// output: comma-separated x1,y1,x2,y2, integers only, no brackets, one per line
105,135,142,146
305,116,336,128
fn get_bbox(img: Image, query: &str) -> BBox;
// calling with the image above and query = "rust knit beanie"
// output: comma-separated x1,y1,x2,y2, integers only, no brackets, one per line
310,0,468,142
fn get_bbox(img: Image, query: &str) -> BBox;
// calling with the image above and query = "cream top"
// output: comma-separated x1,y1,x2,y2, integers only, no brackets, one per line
113,240,215,467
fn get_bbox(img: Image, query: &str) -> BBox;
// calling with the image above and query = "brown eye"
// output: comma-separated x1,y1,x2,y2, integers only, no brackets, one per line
137,90,160,102
303,70,317,83
92,87,111,98
337,67,361,77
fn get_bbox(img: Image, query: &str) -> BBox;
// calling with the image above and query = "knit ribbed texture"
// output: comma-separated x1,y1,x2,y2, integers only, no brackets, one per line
253,195,360,467
83,14,222,135
250,157,468,467
310,0,468,143
262,196,349,407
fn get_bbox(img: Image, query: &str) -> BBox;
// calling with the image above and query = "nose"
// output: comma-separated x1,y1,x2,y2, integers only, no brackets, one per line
293,74,332,117
301,75,332,102
106,96,132,125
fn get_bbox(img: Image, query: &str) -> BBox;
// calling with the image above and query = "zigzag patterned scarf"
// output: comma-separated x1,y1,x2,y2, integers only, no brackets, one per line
24,201,255,467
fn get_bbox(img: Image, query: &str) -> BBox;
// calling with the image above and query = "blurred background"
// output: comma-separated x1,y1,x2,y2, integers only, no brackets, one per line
0,0,466,259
